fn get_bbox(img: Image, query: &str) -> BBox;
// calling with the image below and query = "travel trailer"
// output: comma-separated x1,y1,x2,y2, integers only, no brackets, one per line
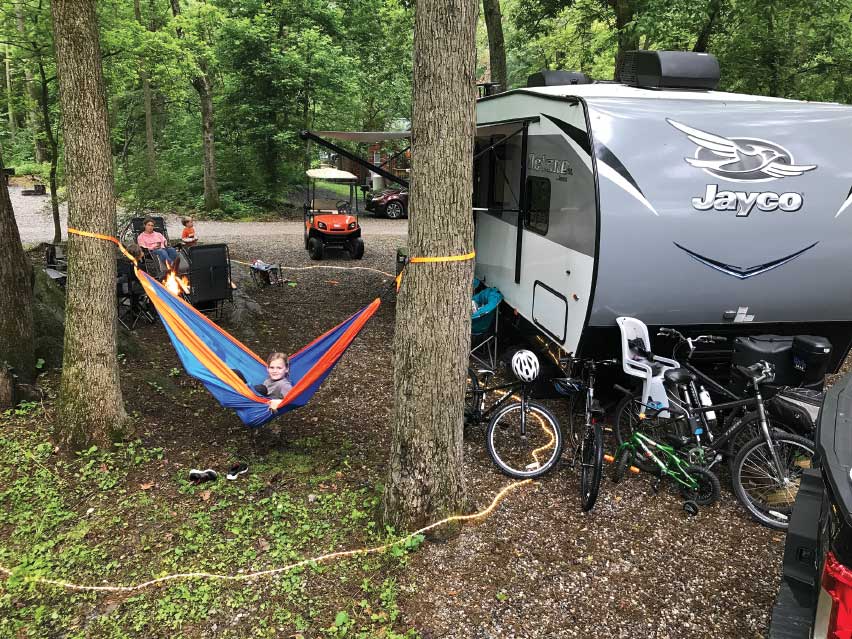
472,51,852,369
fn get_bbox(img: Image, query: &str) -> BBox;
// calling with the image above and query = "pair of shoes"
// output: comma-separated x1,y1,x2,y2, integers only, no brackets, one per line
226,462,249,481
189,468,218,483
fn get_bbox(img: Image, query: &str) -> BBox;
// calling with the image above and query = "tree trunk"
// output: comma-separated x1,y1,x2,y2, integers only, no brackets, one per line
0,149,35,385
134,0,156,177
610,0,639,81
36,58,61,245
16,3,47,163
693,0,722,53
382,0,477,531
482,0,507,92
52,0,128,448
170,0,220,211
5,45,16,138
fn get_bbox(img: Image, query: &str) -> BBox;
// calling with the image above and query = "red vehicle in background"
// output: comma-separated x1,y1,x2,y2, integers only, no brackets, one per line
303,167,364,261
365,187,408,219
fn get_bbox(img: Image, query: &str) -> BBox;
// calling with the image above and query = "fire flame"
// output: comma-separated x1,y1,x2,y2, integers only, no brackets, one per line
163,261,190,296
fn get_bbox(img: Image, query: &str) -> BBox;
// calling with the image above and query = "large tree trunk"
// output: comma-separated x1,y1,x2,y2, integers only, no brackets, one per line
382,0,477,530
134,0,156,177
195,73,220,211
610,0,639,81
36,58,61,245
0,149,35,386
52,0,128,448
482,0,507,92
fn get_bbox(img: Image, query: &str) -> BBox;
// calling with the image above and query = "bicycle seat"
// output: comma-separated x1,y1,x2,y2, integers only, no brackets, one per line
664,368,696,385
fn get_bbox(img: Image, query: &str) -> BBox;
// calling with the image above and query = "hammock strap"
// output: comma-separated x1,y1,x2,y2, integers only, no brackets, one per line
395,250,476,290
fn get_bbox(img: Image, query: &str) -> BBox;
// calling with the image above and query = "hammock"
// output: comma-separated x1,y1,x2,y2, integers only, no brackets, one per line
136,268,380,428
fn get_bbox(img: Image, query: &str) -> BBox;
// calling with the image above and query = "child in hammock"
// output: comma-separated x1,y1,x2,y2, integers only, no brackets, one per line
233,352,292,410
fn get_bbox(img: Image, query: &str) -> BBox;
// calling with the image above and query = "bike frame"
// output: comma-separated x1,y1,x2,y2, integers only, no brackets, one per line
621,432,698,490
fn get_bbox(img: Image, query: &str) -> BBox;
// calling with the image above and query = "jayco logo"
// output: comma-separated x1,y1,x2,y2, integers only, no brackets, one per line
692,184,803,217
528,153,572,176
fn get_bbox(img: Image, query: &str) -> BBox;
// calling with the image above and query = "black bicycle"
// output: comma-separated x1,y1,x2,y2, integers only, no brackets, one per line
553,358,617,511
615,360,814,529
465,367,563,479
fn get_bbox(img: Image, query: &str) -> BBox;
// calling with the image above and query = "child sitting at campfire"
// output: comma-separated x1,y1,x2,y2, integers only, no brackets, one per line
180,217,198,248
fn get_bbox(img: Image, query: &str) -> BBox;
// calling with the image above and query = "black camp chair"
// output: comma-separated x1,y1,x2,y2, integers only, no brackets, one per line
186,243,233,317
116,257,155,330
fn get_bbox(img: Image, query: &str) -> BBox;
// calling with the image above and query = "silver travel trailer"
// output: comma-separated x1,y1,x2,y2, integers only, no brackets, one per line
472,52,852,370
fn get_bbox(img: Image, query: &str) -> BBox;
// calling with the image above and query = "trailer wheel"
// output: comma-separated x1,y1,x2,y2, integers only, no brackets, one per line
308,237,324,260
348,238,365,260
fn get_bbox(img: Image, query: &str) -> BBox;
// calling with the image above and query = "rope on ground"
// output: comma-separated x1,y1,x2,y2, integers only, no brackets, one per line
0,479,532,593
230,259,396,279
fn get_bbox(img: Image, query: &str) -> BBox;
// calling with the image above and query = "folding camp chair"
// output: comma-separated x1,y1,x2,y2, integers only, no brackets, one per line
186,243,234,318
471,286,502,371
117,259,155,330
119,216,173,279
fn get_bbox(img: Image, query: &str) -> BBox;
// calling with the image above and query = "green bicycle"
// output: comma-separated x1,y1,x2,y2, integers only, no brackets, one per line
612,427,721,514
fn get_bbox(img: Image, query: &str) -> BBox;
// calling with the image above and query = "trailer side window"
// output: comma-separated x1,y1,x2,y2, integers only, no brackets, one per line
525,176,550,235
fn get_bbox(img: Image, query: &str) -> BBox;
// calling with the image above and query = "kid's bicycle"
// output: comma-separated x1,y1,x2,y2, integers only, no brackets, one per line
612,425,721,514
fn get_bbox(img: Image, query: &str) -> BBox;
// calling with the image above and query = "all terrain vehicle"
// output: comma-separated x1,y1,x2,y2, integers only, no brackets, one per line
303,167,364,261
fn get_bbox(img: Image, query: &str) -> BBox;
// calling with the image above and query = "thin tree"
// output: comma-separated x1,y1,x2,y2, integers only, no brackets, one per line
134,0,157,177
170,0,220,211
482,0,507,92
16,2,47,162
382,0,477,529
52,0,128,448
0,148,35,391
35,58,61,245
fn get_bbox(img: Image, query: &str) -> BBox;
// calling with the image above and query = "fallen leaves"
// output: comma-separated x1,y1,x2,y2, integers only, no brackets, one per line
139,482,154,490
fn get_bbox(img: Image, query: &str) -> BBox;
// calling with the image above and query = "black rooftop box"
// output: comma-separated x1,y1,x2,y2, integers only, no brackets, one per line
618,50,720,90
527,70,591,88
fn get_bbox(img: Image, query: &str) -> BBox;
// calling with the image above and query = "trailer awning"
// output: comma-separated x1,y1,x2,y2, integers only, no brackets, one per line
310,130,411,143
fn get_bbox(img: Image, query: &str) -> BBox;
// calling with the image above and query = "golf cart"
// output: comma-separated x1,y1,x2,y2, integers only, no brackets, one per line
304,167,364,261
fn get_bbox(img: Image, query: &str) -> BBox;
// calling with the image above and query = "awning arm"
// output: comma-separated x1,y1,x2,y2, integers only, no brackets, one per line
300,130,409,188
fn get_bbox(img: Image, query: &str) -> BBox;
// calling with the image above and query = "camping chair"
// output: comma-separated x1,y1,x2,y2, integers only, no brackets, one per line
116,259,155,330
120,216,172,279
616,316,679,416
471,286,502,371
186,243,233,317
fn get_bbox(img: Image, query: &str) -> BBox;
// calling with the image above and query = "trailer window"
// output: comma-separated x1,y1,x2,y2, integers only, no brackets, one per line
525,176,550,235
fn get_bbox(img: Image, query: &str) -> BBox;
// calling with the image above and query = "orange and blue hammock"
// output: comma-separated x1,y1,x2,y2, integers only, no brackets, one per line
137,269,380,428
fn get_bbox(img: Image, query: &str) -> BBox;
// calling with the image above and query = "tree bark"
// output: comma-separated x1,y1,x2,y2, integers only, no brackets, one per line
52,0,128,448
382,0,477,531
36,58,61,245
610,0,639,81
482,0,507,92
0,148,35,385
5,45,16,138
16,3,47,163
170,0,220,211
134,0,156,177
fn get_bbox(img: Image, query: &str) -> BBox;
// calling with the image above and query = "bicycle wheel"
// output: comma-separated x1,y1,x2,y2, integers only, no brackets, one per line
614,393,672,473
725,412,799,474
731,431,814,530
612,445,633,484
485,400,563,479
579,422,604,511
680,465,721,506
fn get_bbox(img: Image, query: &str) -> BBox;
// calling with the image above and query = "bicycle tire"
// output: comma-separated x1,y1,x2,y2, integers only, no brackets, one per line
579,423,604,511
612,445,632,484
613,393,672,473
680,465,721,506
725,411,800,474
485,400,563,479
464,367,481,428
731,430,814,530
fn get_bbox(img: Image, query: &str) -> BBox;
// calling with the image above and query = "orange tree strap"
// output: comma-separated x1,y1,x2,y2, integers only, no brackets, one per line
396,250,475,291
68,227,136,263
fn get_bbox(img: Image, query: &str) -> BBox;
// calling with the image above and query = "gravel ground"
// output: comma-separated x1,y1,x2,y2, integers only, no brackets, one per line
14,194,790,638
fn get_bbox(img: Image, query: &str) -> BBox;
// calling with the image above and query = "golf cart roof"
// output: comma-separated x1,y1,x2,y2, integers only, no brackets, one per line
306,167,358,181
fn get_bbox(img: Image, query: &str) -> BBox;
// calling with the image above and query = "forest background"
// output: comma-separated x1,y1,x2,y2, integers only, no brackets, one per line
3,0,851,221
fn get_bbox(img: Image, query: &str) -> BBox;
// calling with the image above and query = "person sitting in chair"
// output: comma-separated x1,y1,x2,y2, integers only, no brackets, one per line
137,217,177,265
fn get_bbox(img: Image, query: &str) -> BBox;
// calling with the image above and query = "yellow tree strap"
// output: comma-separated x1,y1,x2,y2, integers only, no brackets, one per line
395,250,475,291
68,227,136,263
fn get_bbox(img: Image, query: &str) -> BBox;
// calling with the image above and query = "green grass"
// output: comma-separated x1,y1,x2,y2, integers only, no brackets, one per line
0,404,421,638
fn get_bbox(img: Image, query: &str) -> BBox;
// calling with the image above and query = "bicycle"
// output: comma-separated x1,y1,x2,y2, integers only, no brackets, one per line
465,352,564,479
553,357,617,512
614,361,814,529
612,425,721,514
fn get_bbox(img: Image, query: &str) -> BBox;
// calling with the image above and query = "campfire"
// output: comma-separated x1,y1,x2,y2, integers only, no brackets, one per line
162,260,190,296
